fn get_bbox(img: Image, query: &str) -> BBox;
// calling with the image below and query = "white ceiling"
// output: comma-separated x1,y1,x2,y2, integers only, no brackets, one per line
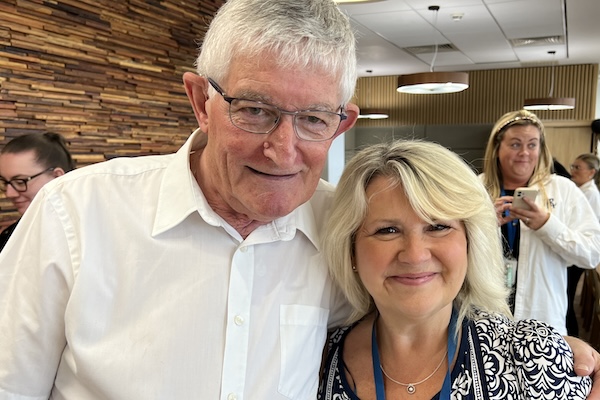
336,0,600,78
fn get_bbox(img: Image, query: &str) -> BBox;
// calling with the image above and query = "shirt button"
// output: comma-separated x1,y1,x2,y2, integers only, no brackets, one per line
227,393,237,400
234,315,244,326
240,246,248,253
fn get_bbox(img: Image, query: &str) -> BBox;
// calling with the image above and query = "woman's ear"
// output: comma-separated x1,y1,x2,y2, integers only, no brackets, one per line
53,167,66,177
183,72,210,130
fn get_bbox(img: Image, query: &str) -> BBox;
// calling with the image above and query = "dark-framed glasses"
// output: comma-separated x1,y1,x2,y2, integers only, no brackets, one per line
0,167,55,193
207,78,347,142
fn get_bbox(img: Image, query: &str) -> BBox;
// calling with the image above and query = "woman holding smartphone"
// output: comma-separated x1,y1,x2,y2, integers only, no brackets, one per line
480,109,600,335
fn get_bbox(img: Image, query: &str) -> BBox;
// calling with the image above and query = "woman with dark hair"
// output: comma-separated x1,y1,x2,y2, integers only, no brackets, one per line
0,132,75,251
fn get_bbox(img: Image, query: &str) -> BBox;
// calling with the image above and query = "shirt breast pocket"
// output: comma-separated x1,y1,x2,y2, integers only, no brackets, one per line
278,305,329,399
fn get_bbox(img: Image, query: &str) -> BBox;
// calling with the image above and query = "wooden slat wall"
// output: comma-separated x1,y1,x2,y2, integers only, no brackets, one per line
545,120,595,169
0,0,224,228
354,64,598,126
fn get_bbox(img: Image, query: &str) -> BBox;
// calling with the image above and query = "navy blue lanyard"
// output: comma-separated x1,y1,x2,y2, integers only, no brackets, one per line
371,309,458,400
501,188,517,253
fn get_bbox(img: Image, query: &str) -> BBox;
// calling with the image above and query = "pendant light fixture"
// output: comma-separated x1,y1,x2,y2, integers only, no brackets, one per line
359,70,389,119
357,109,389,119
397,5,469,94
523,51,575,110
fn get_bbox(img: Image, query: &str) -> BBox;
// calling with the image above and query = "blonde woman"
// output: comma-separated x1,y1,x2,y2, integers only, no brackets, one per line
481,110,600,335
319,140,591,399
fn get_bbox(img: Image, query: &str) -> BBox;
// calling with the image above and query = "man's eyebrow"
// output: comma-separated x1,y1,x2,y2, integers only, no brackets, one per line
232,87,338,112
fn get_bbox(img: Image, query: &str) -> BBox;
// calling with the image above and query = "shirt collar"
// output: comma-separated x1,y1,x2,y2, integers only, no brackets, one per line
152,128,208,236
581,179,595,190
151,129,321,250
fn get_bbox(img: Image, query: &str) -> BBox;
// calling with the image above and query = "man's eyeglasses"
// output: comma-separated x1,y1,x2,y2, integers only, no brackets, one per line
207,78,347,142
0,167,55,193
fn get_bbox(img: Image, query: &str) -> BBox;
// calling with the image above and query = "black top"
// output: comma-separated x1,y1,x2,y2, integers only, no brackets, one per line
0,221,19,253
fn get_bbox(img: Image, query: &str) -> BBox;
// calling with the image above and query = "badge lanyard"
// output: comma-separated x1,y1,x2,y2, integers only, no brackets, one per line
501,188,517,254
371,309,458,400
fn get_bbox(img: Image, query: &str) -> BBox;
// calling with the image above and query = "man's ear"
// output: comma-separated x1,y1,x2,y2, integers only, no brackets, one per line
333,102,359,140
183,72,210,130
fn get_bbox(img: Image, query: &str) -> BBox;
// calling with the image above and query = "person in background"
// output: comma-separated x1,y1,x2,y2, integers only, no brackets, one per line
319,140,591,399
480,109,600,335
0,132,75,252
0,0,359,398
567,153,600,336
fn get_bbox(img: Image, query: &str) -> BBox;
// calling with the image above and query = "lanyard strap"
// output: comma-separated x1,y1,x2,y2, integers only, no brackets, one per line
371,309,458,400
501,188,517,253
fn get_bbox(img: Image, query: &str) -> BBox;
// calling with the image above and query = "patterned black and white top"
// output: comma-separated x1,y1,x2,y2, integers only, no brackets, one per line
318,311,591,399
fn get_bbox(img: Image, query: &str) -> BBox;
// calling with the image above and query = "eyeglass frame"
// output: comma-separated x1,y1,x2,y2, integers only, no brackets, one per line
570,164,591,171
0,167,56,193
207,77,347,142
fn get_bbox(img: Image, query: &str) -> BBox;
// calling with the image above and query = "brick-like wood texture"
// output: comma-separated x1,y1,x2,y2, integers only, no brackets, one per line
0,0,224,228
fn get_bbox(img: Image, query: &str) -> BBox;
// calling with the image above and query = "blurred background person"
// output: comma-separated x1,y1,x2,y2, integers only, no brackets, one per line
319,140,591,399
480,109,600,335
567,153,600,336
0,132,75,251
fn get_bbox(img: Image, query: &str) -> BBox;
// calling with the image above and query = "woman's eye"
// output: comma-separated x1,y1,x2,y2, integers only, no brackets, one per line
429,224,450,232
375,226,398,235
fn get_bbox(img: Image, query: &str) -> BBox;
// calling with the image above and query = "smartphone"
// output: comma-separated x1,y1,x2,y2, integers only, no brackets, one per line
512,187,539,210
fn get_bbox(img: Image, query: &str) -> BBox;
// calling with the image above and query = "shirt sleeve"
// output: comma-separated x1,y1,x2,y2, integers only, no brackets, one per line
535,179,600,269
511,318,592,399
0,187,75,398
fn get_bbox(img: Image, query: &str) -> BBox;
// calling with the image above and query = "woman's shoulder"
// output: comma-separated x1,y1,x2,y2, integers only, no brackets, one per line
546,174,578,190
325,319,366,354
327,325,354,348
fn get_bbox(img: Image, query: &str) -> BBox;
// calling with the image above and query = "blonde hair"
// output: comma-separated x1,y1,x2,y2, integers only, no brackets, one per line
324,140,511,328
482,109,553,209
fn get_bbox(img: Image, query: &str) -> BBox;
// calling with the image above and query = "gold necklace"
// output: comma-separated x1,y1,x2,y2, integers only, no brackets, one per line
379,351,447,395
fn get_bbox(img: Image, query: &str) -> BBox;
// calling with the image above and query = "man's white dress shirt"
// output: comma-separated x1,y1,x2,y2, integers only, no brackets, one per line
0,129,350,400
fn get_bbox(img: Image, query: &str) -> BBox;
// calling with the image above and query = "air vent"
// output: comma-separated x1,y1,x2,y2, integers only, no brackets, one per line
510,36,564,47
403,43,458,54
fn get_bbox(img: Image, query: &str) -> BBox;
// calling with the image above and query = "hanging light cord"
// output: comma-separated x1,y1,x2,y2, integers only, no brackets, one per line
429,6,440,72
548,51,556,97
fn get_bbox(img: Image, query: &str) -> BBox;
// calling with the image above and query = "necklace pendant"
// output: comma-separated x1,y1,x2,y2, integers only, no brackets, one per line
407,384,416,394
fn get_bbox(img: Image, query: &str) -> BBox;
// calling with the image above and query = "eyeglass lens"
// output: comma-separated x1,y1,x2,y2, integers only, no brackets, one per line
0,167,54,193
228,99,342,141
0,178,28,193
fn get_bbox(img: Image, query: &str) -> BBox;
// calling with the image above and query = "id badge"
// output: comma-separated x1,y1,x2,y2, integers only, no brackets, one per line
504,257,517,288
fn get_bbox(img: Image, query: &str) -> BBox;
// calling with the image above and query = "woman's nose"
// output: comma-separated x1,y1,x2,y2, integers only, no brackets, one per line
4,184,20,198
398,234,431,265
